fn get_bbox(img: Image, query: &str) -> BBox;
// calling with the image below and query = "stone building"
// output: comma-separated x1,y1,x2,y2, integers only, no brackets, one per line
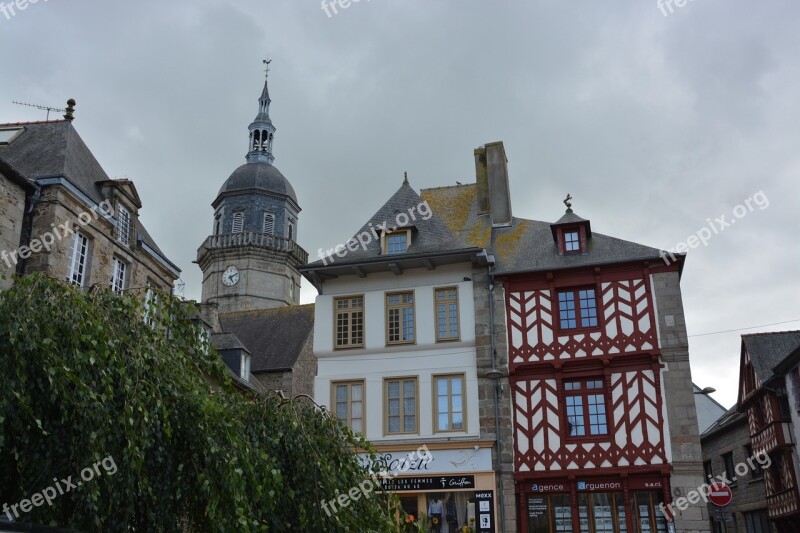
197,69,314,397
738,331,800,533
701,405,773,533
0,103,180,294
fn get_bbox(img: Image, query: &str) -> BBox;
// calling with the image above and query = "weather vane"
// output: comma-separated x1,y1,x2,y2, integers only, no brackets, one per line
263,58,272,77
563,193,573,211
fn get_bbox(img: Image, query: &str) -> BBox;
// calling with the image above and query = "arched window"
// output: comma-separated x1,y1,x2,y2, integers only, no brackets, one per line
287,220,294,241
263,212,275,235
232,212,244,233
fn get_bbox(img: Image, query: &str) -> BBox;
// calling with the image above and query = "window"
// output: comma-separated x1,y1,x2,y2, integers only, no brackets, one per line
385,377,417,434
144,283,155,325
66,231,89,287
791,368,800,413
386,291,415,345
287,219,294,241
214,212,222,235
723,452,736,485
334,296,364,349
703,460,714,482
746,445,763,478
263,212,275,234
232,212,244,233
386,232,408,255
240,354,251,382
743,510,771,533
333,381,364,433
116,205,131,246
564,379,608,437
110,258,127,292
564,229,580,252
289,278,295,301
435,287,459,341
434,374,465,432
578,492,627,533
558,288,599,330
0,127,23,144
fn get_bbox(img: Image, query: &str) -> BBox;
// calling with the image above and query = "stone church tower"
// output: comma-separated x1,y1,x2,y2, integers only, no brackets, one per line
197,68,307,312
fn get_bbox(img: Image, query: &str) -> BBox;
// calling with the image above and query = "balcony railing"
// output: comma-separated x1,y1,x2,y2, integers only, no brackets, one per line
199,232,308,263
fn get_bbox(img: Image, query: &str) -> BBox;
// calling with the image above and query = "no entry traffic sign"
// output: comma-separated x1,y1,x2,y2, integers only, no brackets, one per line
708,483,733,507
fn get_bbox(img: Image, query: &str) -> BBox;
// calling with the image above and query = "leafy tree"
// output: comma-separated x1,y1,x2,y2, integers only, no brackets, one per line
0,274,397,532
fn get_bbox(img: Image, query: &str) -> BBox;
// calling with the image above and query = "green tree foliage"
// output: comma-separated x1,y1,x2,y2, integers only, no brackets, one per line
0,275,397,532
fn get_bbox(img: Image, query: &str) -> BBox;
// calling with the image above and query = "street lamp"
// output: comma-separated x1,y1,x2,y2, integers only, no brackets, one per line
694,386,716,395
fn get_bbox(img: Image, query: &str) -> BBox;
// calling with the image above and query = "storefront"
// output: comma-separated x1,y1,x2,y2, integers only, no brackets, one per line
361,443,498,532
519,475,670,533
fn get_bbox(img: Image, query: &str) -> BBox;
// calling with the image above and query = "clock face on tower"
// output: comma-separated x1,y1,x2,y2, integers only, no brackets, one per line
222,266,240,287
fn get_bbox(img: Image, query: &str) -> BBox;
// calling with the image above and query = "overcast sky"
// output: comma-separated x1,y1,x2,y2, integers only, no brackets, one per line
3,0,798,408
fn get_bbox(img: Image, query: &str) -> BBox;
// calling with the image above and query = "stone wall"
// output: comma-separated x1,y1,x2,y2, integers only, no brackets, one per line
701,416,770,532
472,265,516,532
0,173,26,290
290,332,316,398
652,270,709,532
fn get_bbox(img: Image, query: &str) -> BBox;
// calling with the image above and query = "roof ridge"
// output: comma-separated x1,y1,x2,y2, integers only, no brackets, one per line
742,330,800,338
0,119,67,127
420,183,476,192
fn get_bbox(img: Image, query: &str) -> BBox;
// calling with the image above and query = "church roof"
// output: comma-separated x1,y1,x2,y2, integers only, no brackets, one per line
420,183,669,275
0,120,179,273
215,162,297,206
218,304,314,373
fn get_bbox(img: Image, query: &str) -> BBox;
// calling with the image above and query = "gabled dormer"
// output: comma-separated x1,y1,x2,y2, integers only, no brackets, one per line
550,206,592,255
99,179,142,248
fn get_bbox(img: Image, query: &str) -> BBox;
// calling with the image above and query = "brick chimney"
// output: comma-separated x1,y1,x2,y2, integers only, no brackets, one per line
477,141,512,227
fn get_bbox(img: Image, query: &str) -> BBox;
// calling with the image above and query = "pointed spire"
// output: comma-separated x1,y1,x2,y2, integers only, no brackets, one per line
246,60,276,165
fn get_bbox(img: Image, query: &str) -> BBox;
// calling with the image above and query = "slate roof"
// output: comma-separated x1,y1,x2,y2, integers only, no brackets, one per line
742,330,800,384
210,332,251,353
307,180,475,267
420,184,671,275
0,120,178,272
701,404,746,439
218,304,314,372
216,162,297,206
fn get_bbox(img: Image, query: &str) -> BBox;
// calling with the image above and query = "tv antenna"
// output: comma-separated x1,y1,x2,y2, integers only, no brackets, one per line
12,100,66,121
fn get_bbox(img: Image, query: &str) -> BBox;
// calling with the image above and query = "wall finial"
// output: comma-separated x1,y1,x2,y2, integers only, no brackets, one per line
64,99,76,122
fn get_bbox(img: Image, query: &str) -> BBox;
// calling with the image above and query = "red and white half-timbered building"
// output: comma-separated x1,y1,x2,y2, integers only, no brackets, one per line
496,208,707,532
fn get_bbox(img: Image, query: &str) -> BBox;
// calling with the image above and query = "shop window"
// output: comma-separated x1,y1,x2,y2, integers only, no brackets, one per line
564,379,608,438
526,494,573,533
578,492,626,533
426,493,477,532
630,492,666,533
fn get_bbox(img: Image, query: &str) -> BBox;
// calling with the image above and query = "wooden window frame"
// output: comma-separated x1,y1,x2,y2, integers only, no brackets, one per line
67,230,89,287
384,376,419,435
556,286,601,333
231,211,244,233
562,378,609,441
333,295,365,350
433,373,466,433
333,380,365,434
381,229,411,255
110,257,127,293
559,226,586,255
434,287,460,342
116,204,132,246
385,291,416,346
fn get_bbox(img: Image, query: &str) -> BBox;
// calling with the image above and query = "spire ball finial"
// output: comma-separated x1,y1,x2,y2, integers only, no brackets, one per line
563,193,573,213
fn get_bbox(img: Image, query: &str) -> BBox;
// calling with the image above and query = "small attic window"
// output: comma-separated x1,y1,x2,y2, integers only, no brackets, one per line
564,230,580,252
0,127,23,145
384,230,409,255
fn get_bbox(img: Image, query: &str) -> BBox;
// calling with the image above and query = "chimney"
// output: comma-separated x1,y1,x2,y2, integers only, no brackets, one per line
484,141,512,227
474,146,490,215
63,99,76,122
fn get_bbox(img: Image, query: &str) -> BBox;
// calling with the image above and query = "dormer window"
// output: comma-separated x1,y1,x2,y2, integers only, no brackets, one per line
240,353,251,382
383,229,410,255
564,230,580,252
116,205,131,246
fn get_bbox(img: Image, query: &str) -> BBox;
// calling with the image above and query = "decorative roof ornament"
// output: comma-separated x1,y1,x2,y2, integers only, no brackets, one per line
246,60,276,165
563,193,573,213
403,171,409,185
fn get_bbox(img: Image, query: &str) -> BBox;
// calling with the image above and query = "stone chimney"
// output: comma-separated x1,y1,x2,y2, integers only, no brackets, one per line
483,141,512,227
474,146,490,215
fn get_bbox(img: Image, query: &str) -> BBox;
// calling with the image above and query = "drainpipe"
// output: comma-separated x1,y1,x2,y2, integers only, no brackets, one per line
17,183,42,276
484,251,506,533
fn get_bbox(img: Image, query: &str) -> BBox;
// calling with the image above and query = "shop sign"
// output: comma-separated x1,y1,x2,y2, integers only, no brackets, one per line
474,490,495,533
530,482,567,493
628,478,664,490
360,447,492,475
577,480,622,492
381,475,476,492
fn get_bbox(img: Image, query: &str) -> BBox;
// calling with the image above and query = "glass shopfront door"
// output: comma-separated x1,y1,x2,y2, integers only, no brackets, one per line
527,494,574,533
